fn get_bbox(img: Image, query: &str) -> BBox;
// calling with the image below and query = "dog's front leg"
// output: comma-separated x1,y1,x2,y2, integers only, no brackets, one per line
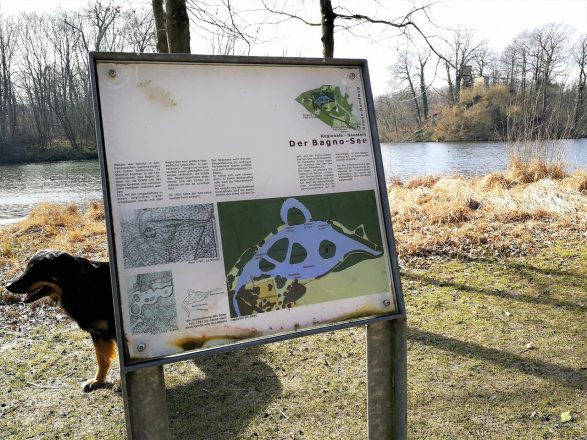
82,336,117,392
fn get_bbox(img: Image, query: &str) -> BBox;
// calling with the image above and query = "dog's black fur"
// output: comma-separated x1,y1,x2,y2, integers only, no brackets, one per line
5,250,117,391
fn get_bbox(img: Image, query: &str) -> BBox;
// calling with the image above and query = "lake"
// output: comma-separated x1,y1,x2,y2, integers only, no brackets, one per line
0,160,103,224
1,139,586,223
381,138,587,181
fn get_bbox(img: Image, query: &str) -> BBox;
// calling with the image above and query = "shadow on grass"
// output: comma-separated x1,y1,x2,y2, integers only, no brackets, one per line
409,327,586,390
402,271,586,313
166,346,281,439
471,256,587,281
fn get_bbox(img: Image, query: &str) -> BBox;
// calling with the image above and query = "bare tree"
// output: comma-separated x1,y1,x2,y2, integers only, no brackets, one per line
122,8,156,53
261,0,446,60
417,50,431,120
472,40,490,78
17,13,54,148
530,24,568,119
375,90,414,141
572,33,587,135
442,28,481,103
185,0,257,56
0,13,18,141
47,11,86,149
393,51,422,126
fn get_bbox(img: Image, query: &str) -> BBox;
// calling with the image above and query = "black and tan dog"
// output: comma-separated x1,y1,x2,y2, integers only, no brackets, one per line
5,250,117,392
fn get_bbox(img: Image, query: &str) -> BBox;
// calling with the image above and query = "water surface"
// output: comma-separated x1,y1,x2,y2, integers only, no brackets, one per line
1,139,585,222
380,138,587,181
0,160,102,223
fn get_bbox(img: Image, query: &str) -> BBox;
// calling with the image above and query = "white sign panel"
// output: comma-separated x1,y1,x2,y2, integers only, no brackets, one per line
92,54,402,365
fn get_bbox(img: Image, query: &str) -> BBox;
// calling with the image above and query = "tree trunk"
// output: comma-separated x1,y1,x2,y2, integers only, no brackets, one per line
406,74,421,127
152,0,169,53
165,0,191,53
320,0,335,58
521,52,527,97
445,61,455,105
419,61,428,120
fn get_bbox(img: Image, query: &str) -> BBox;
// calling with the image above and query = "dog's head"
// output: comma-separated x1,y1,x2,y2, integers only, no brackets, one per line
5,250,76,303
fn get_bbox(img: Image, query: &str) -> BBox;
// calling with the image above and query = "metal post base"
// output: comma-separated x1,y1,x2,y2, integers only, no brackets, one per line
367,318,407,439
123,365,171,440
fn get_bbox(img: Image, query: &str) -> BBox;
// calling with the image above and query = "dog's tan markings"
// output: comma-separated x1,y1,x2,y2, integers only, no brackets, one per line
82,338,117,392
27,281,63,296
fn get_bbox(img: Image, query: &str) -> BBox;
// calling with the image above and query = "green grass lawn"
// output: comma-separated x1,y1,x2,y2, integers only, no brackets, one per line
1,239,585,439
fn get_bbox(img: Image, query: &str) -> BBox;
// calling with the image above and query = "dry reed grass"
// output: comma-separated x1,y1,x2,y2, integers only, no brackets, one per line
506,157,567,183
389,167,587,259
0,202,107,270
404,175,440,189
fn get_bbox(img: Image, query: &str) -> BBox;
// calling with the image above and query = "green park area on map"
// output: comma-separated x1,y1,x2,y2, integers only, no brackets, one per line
295,85,361,129
217,191,392,318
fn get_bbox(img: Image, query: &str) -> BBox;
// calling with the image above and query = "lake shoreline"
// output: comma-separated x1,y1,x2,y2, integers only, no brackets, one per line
2,137,586,167
1,139,586,222
0,149,98,166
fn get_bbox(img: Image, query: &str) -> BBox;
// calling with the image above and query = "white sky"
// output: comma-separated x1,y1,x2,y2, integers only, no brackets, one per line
1,0,586,95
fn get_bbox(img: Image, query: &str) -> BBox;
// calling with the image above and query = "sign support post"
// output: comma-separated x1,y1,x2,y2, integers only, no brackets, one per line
123,366,170,440
367,318,407,439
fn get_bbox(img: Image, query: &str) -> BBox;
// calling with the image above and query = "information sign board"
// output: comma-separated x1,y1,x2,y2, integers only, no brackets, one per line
90,53,404,367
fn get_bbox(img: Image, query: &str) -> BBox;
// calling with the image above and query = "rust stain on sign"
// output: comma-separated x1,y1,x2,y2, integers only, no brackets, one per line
137,79,177,108
171,330,260,352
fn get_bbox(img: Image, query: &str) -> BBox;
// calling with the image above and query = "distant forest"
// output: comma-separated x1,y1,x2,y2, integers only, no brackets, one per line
0,3,155,163
0,2,586,164
376,24,587,142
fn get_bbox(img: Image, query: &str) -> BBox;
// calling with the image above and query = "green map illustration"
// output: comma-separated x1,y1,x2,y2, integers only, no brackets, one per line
295,85,361,129
218,191,391,318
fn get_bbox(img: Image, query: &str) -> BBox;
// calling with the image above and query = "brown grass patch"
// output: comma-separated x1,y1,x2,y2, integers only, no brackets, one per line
479,172,511,190
506,158,567,184
386,176,403,191
84,201,106,221
404,175,440,189
15,203,81,236
389,170,587,259
565,170,587,194
0,202,107,282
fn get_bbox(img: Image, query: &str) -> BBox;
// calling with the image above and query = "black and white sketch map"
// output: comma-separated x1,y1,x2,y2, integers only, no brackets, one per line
120,204,217,268
182,287,223,317
127,271,179,335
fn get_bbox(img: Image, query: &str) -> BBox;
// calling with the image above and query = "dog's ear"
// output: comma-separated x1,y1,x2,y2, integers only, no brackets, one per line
27,249,60,266
26,250,77,278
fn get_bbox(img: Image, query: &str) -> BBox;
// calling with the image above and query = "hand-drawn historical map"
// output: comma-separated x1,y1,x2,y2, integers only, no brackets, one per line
120,204,217,268
127,271,179,335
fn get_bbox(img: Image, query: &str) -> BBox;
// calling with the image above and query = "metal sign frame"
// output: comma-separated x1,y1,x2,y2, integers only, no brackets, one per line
89,52,406,439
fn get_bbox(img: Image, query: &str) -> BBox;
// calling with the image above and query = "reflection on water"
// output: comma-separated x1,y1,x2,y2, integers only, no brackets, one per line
0,139,585,221
0,160,102,222
381,139,587,181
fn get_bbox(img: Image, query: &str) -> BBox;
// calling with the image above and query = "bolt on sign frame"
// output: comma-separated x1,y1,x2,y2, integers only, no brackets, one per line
90,52,406,439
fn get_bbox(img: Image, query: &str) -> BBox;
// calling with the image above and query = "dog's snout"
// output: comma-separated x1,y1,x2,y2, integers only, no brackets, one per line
5,274,26,293
5,278,18,292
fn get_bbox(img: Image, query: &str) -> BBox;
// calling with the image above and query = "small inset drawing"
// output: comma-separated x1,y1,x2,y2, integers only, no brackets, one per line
295,85,361,130
182,287,223,317
120,204,217,268
127,271,178,335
